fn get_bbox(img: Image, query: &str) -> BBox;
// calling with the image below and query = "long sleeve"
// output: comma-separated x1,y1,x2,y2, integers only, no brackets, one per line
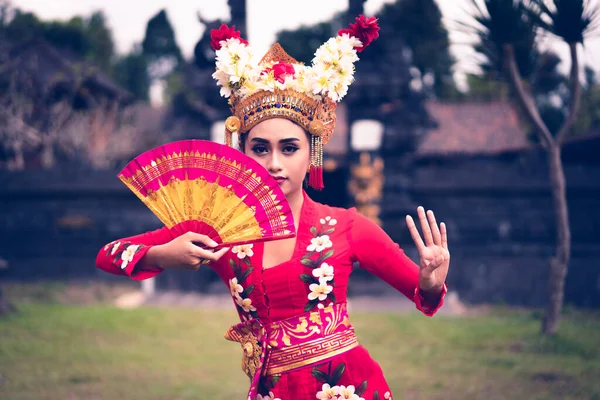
347,209,446,316
96,227,172,281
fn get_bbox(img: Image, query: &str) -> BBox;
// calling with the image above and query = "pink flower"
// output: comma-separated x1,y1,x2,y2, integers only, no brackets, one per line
262,62,295,84
210,24,248,50
338,14,380,52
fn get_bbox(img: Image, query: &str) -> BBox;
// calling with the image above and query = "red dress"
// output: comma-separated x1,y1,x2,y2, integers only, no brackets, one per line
96,191,446,400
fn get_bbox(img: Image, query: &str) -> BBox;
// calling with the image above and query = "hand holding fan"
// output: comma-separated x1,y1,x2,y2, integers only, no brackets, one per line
118,140,296,248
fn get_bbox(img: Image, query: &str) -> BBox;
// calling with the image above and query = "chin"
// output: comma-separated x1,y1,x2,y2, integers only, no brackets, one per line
282,182,300,197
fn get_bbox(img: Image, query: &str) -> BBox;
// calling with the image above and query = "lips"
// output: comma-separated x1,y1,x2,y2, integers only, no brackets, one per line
273,176,287,183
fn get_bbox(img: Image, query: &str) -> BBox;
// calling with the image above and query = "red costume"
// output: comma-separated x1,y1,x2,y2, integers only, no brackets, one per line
97,192,446,400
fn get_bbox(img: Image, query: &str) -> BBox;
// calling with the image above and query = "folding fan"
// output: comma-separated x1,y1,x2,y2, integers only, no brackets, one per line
118,140,296,248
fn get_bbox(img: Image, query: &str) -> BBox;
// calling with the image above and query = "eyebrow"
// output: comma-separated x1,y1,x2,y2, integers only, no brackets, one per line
250,137,300,144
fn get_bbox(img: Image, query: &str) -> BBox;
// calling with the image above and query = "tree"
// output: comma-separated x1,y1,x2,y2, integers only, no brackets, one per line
114,44,150,101
85,11,115,73
465,0,600,334
377,0,457,98
142,10,182,81
1,6,115,75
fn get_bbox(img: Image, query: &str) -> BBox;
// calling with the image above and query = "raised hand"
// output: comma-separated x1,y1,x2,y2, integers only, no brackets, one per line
406,206,450,292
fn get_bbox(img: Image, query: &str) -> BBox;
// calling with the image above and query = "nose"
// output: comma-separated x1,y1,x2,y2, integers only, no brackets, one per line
267,151,283,173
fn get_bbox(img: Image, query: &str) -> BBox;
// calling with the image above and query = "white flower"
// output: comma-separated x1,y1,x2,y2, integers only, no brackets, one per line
229,278,244,299
236,296,256,313
384,392,392,400
316,383,339,399
338,385,360,400
110,241,121,255
317,303,325,309
307,235,332,253
120,244,140,270
308,281,333,301
313,263,334,283
232,244,254,259
320,216,337,226
256,392,281,400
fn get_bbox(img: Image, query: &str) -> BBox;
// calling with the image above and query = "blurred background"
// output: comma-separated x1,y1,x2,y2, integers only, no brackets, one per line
1,0,599,399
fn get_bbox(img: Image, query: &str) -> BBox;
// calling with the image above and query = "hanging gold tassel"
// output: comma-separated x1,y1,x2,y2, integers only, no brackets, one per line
224,116,241,147
308,135,324,190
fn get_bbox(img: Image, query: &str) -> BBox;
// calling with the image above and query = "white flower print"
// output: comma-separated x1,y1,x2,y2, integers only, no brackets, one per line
120,244,140,270
232,244,254,259
111,241,121,255
338,385,360,400
319,216,338,226
384,392,392,400
313,262,334,283
308,281,333,301
307,235,333,252
256,392,281,400
316,383,339,400
318,301,336,309
229,278,243,300
236,296,256,313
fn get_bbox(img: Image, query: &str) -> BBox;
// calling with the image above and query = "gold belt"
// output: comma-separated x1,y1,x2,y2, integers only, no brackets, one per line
224,302,358,399
264,329,358,375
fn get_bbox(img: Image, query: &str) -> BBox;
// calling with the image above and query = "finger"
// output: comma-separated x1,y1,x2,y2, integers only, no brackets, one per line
189,246,220,261
186,232,218,248
427,210,442,246
406,215,426,252
214,247,230,260
418,206,434,246
440,222,448,250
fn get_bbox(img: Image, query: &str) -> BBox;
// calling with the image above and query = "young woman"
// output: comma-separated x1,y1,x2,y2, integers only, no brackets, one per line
96,17,450,400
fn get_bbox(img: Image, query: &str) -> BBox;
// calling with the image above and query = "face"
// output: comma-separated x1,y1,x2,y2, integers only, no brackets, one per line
244,118,311,197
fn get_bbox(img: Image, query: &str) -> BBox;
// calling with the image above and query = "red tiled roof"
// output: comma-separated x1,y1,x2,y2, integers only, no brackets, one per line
418,101,530,155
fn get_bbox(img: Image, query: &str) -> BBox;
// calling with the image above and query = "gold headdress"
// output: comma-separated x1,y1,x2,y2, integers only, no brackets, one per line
210,15,380,189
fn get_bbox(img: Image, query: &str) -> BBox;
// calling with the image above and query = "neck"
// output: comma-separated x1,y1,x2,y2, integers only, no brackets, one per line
286,189,304,229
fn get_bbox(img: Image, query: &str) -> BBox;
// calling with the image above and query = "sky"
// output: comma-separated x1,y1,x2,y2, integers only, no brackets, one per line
10,0,600,89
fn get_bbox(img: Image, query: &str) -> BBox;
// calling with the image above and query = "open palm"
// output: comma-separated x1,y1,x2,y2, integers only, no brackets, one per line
406,206,450,291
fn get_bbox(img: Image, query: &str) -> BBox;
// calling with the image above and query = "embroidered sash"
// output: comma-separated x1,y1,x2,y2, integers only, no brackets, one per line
224,302,358,399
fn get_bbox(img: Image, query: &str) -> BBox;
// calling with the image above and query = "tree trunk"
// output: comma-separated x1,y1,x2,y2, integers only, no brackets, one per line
542,144,571,334
504,44,576,334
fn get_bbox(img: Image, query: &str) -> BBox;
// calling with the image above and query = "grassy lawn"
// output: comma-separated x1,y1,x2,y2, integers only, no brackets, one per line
0,284,599,400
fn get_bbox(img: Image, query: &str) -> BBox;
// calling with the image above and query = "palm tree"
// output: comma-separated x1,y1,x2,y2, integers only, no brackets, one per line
465,0,600,334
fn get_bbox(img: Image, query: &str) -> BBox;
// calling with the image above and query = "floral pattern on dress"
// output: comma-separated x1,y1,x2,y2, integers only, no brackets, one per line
102,241,145,271
299,216,338,311
229,244,259,319
312,362,371,400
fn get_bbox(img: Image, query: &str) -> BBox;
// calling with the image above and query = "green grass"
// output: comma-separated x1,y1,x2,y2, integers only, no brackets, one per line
0,291,599,399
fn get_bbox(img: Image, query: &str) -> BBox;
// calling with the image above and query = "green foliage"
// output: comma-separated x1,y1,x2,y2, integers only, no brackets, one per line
1,8,115,74
113,45,150,101
529,0,600,43
142,9,182,81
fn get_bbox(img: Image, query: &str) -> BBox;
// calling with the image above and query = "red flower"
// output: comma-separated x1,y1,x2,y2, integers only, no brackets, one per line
337,14,380,52
262,62,296,83
210,24,249,51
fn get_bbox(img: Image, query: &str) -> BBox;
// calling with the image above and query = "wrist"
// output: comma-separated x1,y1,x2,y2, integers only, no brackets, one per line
145,245,165,269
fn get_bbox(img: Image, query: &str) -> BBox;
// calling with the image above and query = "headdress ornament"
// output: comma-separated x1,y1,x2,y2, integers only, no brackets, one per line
210,15,380,189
